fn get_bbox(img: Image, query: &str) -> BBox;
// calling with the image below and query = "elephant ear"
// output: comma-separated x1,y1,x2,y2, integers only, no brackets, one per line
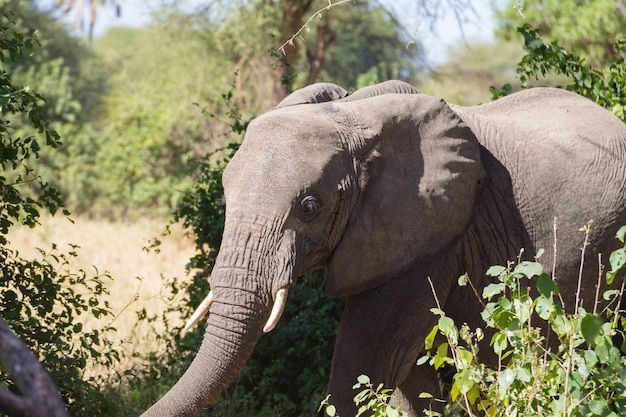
275,83,348,108
340,80,420,101
326,94,486,298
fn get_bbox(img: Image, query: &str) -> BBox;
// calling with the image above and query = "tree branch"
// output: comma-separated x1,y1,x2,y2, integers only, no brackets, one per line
277,0,353,55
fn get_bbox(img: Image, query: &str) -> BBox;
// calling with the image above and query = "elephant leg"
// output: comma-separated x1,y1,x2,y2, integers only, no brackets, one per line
327,272,449,417
390,363,444,416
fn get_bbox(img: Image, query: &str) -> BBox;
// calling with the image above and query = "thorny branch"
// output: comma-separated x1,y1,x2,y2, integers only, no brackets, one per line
278,0,353,55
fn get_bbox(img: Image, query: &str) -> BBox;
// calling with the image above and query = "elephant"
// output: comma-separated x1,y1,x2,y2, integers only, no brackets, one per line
141,80,626,417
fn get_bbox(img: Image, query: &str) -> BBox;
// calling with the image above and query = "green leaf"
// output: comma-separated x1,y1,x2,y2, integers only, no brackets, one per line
483,283,505,299
536,273,557,297
456,347,474,367
430,307,445,316
607,247,626,285
589,399,606,415
466,385,480,405
424,325,439,351
497,368,515,391
606,270,617,285
416,355,430,366
438,316,455,334
516,366,532,383
515,261,543,278
580,314,604,345
617,225,626,242
434,343,449,369
356,375,370,385
535,296,554,319
458,273,469,286
491,332,508,356
486,265,507,277
325,405,336,416
386,406,400,417
453,368,475,396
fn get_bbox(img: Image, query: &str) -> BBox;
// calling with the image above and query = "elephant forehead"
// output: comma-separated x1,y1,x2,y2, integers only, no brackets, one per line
223,112,344,211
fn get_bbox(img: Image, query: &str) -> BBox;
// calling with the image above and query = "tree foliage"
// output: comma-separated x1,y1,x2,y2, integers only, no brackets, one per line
1,0,110,214
0,6,64,240
0,9,122,415
491,25,626,122
495,0,626,65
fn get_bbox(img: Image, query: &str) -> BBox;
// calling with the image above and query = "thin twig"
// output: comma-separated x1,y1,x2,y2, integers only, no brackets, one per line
575,221,593,314
427,276,443,311
553,217,566,308
277,0,354,55
561,320,576,417
593,253,603,315
612,278,626,330
552,217,558,280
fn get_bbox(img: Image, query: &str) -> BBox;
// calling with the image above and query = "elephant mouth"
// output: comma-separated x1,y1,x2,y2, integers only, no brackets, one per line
184,286,290,333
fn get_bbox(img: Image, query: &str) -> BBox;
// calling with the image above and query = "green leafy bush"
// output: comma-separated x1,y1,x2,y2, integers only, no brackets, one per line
324,374,407,417
327,227,626,417
0,244,121,415
418,226,626,417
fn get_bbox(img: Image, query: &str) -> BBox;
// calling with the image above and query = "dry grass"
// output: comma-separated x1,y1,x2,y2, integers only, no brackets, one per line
7,215,197,376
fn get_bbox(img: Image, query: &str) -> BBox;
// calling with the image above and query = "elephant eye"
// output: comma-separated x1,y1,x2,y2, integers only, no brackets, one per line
301,195,321,217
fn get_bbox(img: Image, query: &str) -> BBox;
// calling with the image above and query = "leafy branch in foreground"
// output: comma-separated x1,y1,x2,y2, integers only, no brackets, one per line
420,225,626,417
320,374,406,417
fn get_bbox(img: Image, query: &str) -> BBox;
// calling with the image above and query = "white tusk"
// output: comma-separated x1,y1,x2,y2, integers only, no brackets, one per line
184,291,213,331
263,288,289,333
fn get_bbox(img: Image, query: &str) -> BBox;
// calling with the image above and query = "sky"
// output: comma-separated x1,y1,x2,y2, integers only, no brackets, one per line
42,0,496,65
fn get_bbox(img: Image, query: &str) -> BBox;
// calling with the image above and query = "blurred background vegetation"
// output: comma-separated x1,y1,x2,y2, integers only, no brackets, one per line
0,0,624,415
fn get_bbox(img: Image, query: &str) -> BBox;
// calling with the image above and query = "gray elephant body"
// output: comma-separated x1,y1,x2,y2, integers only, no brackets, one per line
143,82,626,417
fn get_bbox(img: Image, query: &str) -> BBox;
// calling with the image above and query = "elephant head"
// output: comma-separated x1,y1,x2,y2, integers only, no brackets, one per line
141,81,486,416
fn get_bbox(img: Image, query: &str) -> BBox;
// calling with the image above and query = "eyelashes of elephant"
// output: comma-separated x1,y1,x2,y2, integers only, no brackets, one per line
300,194,322,221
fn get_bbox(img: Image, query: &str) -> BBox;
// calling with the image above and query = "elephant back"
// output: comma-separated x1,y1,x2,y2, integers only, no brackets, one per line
452,87,626,307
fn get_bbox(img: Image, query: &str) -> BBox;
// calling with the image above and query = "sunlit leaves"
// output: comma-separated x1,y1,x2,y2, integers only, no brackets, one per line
418,230,626,417
491,25,626,123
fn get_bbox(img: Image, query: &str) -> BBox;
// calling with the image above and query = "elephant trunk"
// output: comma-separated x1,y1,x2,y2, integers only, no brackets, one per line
140,286,269,417
142,216,293,417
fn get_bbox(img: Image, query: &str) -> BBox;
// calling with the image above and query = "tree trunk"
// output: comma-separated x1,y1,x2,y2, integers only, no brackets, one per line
0,317,68,417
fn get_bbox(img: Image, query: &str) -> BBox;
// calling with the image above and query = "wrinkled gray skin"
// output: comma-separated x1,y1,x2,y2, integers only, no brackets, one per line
142,81,626,417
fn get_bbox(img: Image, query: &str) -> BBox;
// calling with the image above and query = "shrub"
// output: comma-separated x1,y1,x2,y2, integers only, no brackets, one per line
418,225,626,417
